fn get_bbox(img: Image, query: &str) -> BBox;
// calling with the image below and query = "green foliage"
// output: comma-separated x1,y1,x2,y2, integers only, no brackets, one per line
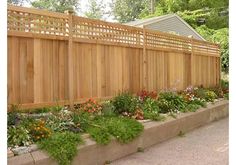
7,0,28,6
85,0,105,20
46,111,80,133
87,126,111,145
212,28,229,72
142,98,159,112
143,111,165,121
138,0,229,72
8,111,20,126
8,125,32,147
101,101,117,117
221,79,229,90
113,92,137,114
224,93,229,100
87,117,143,144
185,103,201,112
38,132,83,165
157,92,187,113
195,88,217,102
110,0,147,23
107,117,143,143
31,0,80,13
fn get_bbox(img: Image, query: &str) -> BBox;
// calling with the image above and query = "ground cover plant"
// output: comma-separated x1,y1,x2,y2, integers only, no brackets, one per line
7,84,228,165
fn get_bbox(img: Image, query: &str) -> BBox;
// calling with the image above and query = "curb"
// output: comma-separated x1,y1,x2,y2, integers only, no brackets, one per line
8,100,229,165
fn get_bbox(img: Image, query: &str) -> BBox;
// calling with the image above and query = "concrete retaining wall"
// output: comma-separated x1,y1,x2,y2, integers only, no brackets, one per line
8,100,229,165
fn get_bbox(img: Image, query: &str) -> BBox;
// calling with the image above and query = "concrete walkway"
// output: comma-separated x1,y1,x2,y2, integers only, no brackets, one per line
112,118,229,165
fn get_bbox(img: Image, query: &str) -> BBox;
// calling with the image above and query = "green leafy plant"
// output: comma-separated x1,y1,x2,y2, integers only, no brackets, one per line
87,126,111,145
87,117,143,144
157,92,187,113
8,104,21,126
101,101,117,117
224,93,229,100
195,88,217,102
112,92,137,114
46,111,80,133
107,117,144,143
7,125,32,147
38,132,83,165
143,111,165,121
142,98,159,112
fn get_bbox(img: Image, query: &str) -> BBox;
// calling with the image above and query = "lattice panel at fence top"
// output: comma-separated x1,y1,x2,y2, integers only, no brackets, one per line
7,5,220,56
73,16,144,46
8,5,69,36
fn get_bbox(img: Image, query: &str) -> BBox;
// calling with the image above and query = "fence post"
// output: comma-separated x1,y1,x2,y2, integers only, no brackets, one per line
190,36,194,86
218,44,221,87
65,10,74,110
143,27,147,90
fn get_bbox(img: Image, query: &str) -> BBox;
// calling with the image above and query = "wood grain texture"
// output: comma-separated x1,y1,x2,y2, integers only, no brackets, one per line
7,5,221,108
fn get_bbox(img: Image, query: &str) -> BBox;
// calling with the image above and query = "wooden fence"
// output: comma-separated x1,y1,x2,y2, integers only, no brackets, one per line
7,5,221,108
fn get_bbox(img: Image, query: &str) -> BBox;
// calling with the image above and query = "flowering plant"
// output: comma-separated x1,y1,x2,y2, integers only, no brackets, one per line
29,120,51,142
80,98,102,114
137,90,157,102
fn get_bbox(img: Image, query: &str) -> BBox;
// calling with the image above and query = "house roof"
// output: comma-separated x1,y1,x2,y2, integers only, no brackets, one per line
125,14,205,41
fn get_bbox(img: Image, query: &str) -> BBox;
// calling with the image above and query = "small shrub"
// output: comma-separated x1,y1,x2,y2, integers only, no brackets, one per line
38,132,83,165
101,101,116,117
221,79,229,91
7,125,32,147
195,88,217,102
209,87,224,98
142,98,160,112
8,104,21,126
7,111,20,126
112,92,136,114
79,98,102,114
29,120,52,142
157,92,187,113
19,117,37,129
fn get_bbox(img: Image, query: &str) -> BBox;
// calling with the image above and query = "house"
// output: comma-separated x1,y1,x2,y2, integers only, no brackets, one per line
125,14,205,41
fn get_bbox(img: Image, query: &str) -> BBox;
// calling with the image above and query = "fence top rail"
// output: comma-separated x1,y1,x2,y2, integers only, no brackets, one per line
7,5,220,49
8,5,68,19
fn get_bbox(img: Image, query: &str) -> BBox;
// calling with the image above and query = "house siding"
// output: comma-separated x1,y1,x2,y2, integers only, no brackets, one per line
144,17,203,40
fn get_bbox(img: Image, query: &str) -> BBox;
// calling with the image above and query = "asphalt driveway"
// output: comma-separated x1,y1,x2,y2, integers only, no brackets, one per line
112,118,229,165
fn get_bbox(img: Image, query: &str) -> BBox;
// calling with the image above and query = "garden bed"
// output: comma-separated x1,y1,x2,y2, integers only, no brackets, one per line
7,83,229,165
8,100,228,165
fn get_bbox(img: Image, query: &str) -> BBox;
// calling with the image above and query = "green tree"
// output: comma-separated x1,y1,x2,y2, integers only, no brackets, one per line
31,0,80,13
7,0,28,6
110,0,148,23
196,26,229,72
84,0,105,20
